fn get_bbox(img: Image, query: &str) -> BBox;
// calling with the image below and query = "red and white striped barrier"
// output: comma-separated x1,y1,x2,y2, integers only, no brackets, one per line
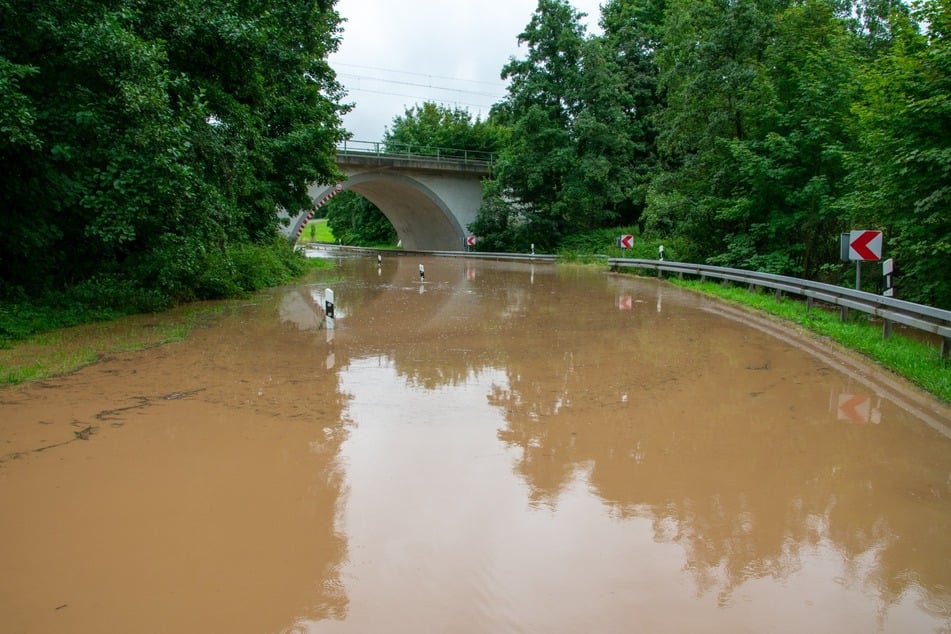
297,183,345,237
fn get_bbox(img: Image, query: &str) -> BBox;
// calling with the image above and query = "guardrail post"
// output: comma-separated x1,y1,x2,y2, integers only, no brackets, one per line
942,337,949,360
775,289,783,301
840,306,849,322
806,296,814,312
883,318,893,339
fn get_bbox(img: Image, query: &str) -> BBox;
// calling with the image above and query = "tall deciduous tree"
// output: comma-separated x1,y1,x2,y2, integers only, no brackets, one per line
485,0,589,249
717,0,860,277
644,0,781,263
0,0,348,303
599,0,667,223
846,0,951,307
384,101,507,157
480,0,657,249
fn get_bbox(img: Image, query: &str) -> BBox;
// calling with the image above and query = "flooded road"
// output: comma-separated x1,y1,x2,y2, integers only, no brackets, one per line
1,253,950,633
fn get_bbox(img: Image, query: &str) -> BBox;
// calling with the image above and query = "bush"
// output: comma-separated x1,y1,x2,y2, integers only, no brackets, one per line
231,240,307,292
557,226,695,262
0,237,308,344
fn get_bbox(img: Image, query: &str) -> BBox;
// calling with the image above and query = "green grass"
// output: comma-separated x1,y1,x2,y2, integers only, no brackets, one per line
668,278,950,403
303,257,335,270
297,218,335,244
0,306,221,386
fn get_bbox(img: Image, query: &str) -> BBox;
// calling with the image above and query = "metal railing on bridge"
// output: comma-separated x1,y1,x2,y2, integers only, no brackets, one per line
608,257,951,358
336,139,495,169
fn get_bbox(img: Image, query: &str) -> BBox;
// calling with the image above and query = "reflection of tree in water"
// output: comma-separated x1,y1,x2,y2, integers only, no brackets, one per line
491,330,951,617
316,256,951,622
218,288,355,625
392,350,491,391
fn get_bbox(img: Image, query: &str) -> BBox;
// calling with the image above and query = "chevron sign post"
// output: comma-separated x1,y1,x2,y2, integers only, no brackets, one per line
844,230,883,291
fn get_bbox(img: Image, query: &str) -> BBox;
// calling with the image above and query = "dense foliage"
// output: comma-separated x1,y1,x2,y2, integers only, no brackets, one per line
472,0,951,308
384,102,508,157
0,0,349,319
324,191,397,246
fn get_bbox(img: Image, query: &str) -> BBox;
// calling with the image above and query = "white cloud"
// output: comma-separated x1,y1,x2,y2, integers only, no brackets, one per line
330,0,604,142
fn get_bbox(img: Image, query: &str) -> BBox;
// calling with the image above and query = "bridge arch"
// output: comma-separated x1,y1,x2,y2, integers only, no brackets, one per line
285,150,489,251
309,171,465,251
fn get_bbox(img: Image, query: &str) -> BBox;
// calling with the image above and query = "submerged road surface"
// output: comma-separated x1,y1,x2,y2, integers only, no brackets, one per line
1,253,949,633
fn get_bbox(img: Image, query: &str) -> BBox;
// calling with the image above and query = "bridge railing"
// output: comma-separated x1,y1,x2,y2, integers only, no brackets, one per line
336,139,495,169
608,257,951,357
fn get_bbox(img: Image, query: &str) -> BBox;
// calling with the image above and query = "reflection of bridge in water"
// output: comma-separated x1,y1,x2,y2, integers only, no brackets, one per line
283,141,493,251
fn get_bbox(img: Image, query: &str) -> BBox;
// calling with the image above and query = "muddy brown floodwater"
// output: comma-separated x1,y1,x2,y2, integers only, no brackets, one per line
1,252,950,633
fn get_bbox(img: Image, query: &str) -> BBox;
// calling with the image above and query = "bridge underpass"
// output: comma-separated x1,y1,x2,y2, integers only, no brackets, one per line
283,147,491,251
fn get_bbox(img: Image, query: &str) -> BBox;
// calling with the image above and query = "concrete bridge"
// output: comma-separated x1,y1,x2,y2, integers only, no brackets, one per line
283,142,492,251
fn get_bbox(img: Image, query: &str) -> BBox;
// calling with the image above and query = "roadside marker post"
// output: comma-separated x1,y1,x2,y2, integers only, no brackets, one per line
324,288,335,329
882,258,895,297
882,258,896,338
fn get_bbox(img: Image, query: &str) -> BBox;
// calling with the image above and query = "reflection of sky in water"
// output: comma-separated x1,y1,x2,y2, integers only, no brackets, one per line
289,354,950,633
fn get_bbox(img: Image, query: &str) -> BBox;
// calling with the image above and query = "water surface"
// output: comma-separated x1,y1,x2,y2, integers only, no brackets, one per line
1,253,949,633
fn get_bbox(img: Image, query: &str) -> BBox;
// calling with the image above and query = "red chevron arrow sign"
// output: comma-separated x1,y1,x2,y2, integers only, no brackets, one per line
619,234,634,249
849,230,883,261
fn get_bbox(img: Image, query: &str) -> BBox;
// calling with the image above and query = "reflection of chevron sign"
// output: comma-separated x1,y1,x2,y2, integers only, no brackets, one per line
837,394,871,423
617,295,632,310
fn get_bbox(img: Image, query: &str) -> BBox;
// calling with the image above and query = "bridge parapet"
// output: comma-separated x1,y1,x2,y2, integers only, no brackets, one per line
336,140,493,175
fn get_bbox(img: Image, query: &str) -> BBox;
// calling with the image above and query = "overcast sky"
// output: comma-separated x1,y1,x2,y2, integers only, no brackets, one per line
329,0,605,143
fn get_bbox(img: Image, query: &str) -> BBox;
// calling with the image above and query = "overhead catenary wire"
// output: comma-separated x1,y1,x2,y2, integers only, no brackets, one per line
343,85,501,112
337,73,503,99
333,62,504,87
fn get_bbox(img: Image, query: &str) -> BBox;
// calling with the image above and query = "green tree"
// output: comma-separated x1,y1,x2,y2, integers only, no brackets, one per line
710,0,860,277
384,101,507,157
643,0,781,263
479,0,668,251
481,0,598,249
599,0,667,223
846,0,951,307
324,191,396,246
0,0,348,306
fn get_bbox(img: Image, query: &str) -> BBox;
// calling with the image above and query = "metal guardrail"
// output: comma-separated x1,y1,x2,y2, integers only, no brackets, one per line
336,139,495,168
426,250,557,263
608,258,951,358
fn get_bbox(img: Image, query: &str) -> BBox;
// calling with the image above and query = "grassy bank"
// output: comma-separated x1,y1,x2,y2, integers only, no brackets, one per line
0,304,221,384
0,257,334,386
297,218,335,244
667,278,950,403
